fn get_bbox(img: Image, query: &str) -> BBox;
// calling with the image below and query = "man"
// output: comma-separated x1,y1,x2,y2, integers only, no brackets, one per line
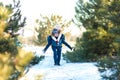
43,28,72,66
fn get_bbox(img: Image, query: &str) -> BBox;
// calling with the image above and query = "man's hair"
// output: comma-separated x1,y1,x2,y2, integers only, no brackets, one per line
52,28,58,36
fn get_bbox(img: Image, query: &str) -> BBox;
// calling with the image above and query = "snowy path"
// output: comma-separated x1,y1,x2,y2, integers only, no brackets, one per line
20,46,101,80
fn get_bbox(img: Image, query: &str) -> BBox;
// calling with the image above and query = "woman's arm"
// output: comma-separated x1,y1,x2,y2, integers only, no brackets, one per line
62,34,72,50
43,36,52,53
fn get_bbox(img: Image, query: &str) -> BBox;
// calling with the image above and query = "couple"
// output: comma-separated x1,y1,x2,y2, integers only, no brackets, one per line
43,25,72,66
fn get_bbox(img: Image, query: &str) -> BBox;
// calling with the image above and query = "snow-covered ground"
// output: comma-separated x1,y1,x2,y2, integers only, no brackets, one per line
20,45,101,80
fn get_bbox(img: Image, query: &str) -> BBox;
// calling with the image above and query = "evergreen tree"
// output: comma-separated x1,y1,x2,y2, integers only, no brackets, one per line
5,0,26,34
0,1,34,80
64,0,115,61
65,0,120,60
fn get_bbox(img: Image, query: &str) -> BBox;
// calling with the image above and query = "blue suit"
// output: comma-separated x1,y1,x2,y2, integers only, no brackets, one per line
43,34,72,65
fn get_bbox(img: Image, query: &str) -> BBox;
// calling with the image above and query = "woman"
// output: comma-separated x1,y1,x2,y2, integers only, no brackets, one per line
43,28,72,66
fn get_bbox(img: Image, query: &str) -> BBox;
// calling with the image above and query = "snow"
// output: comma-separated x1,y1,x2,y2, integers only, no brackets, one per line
20,45,101,80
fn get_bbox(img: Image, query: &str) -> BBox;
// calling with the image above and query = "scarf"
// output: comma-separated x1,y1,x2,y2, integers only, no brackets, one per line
51,34,62,43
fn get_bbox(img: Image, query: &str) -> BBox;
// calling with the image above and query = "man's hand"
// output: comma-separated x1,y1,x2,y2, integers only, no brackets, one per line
42,49,45,53
71,47,75,51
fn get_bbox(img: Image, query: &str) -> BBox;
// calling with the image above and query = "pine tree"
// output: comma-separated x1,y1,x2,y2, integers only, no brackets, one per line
70,0,120,60
0,1,34,80
64,0,115,62
5,0,26,34
96,0,120,79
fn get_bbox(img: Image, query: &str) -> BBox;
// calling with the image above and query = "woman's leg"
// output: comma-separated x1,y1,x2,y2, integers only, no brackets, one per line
52,46,57,65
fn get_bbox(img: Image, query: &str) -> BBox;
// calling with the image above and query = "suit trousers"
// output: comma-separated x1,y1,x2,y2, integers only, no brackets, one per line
52,46,62,65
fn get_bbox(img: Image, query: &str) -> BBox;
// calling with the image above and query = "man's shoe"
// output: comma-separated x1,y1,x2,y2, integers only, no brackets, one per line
54,64,57,66
57,64,60,66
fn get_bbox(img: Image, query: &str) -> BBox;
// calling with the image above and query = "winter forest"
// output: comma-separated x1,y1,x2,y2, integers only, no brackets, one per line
0,0,120,80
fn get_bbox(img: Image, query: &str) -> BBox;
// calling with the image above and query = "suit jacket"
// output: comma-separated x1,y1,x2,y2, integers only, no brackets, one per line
43,34,72,52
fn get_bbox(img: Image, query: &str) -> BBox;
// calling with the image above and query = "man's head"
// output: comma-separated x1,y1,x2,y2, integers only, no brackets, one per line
52,29,59,37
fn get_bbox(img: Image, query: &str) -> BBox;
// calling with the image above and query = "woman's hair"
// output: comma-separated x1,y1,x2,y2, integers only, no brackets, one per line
54,25,61,34
58,29,61,34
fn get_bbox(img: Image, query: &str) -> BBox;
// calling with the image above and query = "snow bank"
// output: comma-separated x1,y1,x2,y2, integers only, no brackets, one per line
20,45,101,80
